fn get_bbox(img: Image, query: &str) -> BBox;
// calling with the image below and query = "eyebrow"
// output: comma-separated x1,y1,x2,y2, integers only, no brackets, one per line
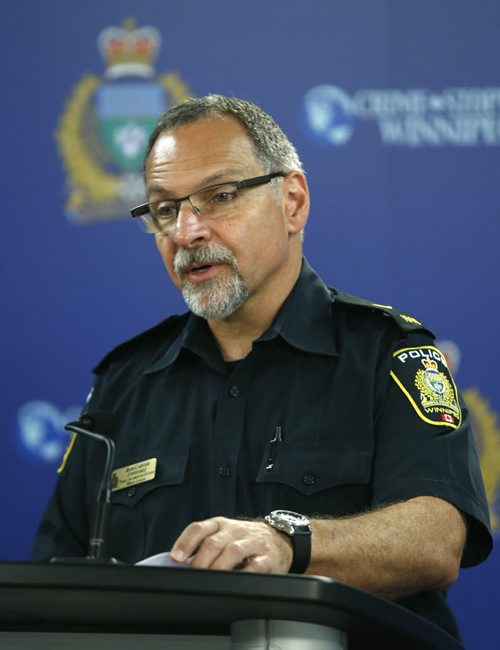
147,168,246,200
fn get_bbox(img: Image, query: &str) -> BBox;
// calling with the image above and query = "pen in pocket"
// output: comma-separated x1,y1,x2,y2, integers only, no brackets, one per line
266,425,283,471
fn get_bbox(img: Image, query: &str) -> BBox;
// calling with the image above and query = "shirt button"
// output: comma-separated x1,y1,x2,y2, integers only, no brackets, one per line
229,385,240,398
219,466,231,477
127,487,137,497
302,474,316,486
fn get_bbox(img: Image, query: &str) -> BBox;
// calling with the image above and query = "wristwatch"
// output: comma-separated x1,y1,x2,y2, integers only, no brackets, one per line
264,509,312,574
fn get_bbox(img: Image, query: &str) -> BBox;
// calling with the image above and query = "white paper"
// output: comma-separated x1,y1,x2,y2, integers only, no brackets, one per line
135,551,189,568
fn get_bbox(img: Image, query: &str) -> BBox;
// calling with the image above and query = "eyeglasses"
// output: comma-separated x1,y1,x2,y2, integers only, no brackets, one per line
130,172,286,234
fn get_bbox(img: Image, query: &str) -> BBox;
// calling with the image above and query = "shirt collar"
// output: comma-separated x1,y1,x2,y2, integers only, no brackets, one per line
144,312,214,374
145,256,337,375
257,257,337,357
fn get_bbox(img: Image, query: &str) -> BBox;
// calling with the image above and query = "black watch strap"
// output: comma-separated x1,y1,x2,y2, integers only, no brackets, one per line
289,529,311,574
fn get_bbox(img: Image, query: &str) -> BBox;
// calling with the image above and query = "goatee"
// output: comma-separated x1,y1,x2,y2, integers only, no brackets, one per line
174,244,249,319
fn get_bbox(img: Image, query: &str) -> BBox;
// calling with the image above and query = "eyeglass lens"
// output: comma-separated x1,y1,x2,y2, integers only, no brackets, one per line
151,183,242,232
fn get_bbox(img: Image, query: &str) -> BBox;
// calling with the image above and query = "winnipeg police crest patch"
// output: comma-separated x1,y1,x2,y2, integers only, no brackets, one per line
391,346,461,429
56,17,191,224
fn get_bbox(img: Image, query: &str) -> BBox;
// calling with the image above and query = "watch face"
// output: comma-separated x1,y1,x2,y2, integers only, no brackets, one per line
273,510,309,526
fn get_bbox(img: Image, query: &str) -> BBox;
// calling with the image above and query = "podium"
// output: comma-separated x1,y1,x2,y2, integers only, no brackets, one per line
0,562,463,649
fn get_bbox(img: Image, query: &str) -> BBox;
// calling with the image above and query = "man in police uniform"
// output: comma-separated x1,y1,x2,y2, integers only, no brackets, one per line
33,95,491,639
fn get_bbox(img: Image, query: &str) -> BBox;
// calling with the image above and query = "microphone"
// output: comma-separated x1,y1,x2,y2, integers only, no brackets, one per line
52,410,122,564
77,410,115,438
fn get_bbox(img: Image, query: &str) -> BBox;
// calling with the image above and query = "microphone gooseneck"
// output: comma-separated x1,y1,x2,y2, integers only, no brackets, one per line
63,410,117,562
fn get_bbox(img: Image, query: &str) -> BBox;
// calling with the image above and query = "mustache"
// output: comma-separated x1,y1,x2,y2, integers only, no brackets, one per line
173,244,238,277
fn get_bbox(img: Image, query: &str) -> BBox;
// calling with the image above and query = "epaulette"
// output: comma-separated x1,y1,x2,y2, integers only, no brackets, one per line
331,289,434,335
93,314,188,374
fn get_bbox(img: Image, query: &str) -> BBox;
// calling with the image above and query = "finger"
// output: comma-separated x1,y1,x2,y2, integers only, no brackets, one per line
207,537,263,571
240,554,277,574
171,518,221,563
188,528,255,569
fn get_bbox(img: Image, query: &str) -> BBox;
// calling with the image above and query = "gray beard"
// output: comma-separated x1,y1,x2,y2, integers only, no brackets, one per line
174,244,250,320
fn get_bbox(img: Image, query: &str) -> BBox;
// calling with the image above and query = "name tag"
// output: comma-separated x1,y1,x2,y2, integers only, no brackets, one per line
111,458,157,492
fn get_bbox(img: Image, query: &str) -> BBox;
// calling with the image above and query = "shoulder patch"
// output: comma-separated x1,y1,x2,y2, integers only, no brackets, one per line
390,345,462,429
57,432,77,474
332,290,432,334
93,314,187,374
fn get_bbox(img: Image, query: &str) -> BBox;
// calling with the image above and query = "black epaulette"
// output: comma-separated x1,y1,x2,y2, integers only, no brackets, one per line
332,289,434,335
93,314,188,374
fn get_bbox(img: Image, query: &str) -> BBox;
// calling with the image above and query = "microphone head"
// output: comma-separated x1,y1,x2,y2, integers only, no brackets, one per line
79,410,115,436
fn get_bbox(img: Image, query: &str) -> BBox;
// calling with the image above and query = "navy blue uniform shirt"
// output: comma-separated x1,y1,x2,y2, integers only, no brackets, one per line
32,258,492,638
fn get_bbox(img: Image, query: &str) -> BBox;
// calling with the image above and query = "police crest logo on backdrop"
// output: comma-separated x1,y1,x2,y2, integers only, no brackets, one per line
437,340,500,535
56,18,191,224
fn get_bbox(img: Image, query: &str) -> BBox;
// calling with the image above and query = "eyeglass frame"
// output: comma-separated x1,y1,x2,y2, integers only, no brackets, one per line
130,171,287,233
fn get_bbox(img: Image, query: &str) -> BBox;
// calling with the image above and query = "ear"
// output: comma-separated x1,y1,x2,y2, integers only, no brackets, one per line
281,171,310,234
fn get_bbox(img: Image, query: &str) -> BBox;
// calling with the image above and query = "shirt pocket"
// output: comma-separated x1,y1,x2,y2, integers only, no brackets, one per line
110,451,189,508
256,445,372,494
254,445,373,515
85,451,189,508
85,450,190,563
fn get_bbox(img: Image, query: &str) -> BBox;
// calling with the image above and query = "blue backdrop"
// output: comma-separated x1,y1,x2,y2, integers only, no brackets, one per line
2,2,499,647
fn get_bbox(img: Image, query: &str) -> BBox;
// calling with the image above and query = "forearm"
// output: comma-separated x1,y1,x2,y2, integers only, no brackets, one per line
307,496,466,600
169,496,466,600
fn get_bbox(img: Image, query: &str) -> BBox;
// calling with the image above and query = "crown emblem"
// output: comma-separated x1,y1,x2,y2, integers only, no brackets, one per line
97,17,161,79
422,358,438,370
56,17,190,224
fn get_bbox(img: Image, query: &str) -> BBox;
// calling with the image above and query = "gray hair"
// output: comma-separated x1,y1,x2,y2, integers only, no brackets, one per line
145,94,303,174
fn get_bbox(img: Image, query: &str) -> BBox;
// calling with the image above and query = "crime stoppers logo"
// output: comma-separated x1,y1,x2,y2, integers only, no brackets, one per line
302,86,355,146
15,401,80,464
56,18,191,224
303,83,500,148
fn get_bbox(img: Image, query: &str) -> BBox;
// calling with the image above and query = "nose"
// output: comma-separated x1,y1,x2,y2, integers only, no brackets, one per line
171,200,211,247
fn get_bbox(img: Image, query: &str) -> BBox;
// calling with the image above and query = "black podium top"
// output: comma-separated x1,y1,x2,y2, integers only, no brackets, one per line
0,562,463,649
